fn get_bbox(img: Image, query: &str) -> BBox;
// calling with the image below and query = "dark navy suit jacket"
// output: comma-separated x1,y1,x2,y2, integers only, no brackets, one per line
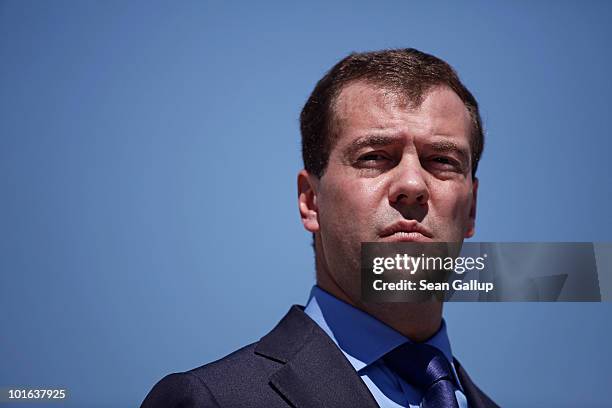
141,306,499,407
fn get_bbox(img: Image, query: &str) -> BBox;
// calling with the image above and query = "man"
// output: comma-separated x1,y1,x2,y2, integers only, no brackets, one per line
141,48,498,407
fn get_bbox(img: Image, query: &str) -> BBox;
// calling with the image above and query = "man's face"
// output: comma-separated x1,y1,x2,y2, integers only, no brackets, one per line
299,81,478,303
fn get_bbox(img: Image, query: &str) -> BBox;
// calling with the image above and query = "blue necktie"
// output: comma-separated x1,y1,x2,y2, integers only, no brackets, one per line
383,342,459,408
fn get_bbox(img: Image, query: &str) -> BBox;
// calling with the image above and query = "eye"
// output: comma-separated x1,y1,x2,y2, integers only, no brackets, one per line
359,153,388,162
433,156,453,165
355,152,393,168
354,152,394,171
428,156,463,173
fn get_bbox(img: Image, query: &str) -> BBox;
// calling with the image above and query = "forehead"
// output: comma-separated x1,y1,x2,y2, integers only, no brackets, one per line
332,81,472,148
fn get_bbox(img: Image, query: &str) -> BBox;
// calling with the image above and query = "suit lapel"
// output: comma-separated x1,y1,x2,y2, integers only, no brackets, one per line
454,358,500,408
255,306,379,408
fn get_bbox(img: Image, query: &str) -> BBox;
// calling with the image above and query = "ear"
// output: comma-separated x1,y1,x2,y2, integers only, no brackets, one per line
464,177,478,238
297,169,320,233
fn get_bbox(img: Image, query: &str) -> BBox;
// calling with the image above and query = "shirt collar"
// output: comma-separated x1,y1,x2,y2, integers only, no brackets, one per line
304,285,455,372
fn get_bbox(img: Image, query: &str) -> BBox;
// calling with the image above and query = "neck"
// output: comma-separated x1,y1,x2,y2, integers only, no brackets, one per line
316,271,443,343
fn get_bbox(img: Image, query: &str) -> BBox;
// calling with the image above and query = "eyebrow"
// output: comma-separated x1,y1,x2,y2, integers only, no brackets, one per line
428,140,470,165
342,134,405,158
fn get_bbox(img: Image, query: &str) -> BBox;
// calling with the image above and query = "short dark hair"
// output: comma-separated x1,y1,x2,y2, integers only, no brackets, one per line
300,48,484,179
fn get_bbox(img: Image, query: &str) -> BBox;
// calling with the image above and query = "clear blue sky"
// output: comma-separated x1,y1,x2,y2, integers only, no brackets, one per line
1,1,611,406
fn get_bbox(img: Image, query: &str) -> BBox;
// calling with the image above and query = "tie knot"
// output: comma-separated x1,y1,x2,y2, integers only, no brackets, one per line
383,342,455,390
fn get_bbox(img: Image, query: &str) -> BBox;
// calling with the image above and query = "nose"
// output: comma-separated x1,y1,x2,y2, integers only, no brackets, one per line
388,156,429,207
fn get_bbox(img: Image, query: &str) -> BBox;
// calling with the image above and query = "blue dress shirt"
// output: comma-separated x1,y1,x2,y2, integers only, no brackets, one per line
304,286,468,408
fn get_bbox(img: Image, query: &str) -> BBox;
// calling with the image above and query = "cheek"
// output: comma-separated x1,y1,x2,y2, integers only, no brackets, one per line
319,176,385,234
430,183,473,222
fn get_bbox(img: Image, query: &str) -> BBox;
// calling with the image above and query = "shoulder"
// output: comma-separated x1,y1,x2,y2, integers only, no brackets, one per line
140,370,220,408
141,306,316,408
142,342,285,408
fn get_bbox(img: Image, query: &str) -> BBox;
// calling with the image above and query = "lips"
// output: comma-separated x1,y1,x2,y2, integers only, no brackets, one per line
379,220,434,242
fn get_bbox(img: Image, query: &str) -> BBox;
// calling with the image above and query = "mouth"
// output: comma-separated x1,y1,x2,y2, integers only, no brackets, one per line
379,220,434,242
